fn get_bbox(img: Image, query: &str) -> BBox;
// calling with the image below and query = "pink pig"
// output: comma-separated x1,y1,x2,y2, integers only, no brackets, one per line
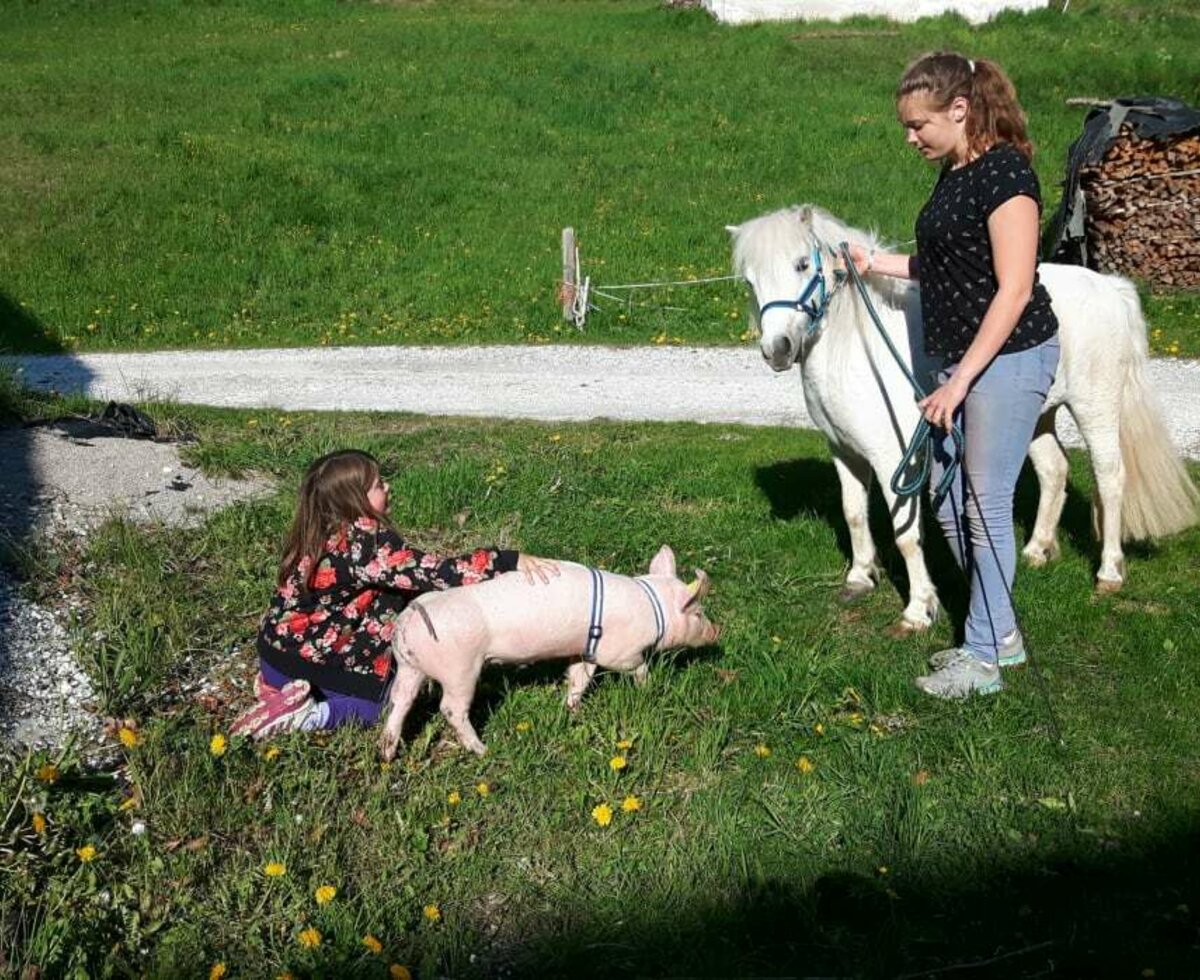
378,545,719,759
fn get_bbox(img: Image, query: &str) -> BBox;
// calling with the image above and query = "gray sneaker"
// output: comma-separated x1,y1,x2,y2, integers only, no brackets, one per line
916,650,1003,699
928,630,1026,670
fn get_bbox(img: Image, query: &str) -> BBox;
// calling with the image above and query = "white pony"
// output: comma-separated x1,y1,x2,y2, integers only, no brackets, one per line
729,204,1199,631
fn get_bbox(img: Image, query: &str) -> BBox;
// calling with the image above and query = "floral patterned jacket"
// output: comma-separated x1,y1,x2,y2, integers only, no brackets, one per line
257,516,518,699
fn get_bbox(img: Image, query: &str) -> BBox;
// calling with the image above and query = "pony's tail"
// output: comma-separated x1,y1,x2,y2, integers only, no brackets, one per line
1114,283,1200,540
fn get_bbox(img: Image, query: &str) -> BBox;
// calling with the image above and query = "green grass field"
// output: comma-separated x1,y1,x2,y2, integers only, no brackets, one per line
2,0,1199,356
4,402,1199,977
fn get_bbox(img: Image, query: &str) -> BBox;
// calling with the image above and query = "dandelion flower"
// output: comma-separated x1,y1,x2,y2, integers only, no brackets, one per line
795,755,816,775
390,967,413,980
621,795,642,813
754,744,772,759
32,813,46,834
264,861,287,877
314,885,337,905
616,738,633,750
515,720,532,733
76,844,97,863
264,745,281,761
814,723,825,736
210,734,227,757
35,763,59,784
423,903,442,922
609,755,628,771
362,934,383,954
118,726,141,748
447,790,462,806
297,926,321,948
210,965,227,980
475,782,490,797
592,803,614,827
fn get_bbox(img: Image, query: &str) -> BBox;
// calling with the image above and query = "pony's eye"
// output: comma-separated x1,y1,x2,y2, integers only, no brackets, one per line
794,257,810,273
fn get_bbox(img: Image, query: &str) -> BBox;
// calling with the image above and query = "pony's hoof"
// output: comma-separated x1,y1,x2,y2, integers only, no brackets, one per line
1095,577,1123,595
838,582,875,605
888,618,930,638
1022,539,1061,568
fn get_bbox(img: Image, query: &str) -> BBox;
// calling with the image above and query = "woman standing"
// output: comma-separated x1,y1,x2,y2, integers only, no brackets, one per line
851,52,1060,698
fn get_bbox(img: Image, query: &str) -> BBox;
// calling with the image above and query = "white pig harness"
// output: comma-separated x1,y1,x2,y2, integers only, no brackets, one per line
583,567,666,664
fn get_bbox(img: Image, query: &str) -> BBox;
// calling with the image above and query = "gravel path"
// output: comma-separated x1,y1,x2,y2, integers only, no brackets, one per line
9,344,1200,458
0,420,271,754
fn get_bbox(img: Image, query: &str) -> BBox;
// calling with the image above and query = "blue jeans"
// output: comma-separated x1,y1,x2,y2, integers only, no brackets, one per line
929,337,1060,664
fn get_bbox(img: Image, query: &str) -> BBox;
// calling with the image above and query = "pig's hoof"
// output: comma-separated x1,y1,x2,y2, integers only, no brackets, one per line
378,729,400,762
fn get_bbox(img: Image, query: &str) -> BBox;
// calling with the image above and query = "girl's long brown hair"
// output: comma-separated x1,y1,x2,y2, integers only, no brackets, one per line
278,449,392,588
897,51,1033,161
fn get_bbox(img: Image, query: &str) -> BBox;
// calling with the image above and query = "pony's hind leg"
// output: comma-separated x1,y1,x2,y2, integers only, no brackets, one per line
832,450,881,602
1022,408,1068,567
1069,399,1126,591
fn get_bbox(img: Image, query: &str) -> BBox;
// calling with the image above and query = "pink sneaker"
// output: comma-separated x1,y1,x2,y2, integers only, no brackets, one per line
254,671,281,700
231,679,313,740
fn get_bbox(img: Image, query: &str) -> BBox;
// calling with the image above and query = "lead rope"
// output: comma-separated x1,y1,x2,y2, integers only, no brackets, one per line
838,242,962,503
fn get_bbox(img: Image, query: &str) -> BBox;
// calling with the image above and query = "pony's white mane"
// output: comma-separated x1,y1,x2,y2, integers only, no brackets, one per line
731,204,910,310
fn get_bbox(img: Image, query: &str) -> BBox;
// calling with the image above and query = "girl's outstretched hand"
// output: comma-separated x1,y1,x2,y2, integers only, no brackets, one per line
517,554,560,585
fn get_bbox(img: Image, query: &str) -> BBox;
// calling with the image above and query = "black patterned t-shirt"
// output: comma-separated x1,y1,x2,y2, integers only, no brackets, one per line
915,142,1058,361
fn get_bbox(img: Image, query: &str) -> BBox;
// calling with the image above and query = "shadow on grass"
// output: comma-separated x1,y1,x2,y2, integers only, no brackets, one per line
492,826,1200,978
754,453,1162,635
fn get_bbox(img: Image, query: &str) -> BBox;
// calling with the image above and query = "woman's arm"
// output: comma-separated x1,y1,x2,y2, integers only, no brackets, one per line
917,194,1040,430
845,244,919,281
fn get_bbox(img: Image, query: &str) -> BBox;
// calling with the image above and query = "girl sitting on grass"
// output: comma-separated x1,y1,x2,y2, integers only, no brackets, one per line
232,448,557,738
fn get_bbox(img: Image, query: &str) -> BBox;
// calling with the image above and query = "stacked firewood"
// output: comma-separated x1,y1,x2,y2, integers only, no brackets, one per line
1081,125,1200,287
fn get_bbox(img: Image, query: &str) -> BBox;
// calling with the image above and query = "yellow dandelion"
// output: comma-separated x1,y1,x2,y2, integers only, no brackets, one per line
515,720,532,733
362,934,383,954
264,745,281,761
475,782,490,797
314,884,337,905
210,964,227,980
119,794,140,811
592,803,614,827
118,726,141,748
423,903,442,922
32,813,47,834
609,755,628,771
76,844,97,863
795,755,816,775
878,865,889,875
616,738,633,750
210,733,227,757
621,795,642,813
814,723,825,736
35,763,59,784
771,635,782,645
754,744,772,758
246,418,259,428
447,790,462,806
297,926,321,948
264,861,287,877
847,712,864,728
390,966,413,980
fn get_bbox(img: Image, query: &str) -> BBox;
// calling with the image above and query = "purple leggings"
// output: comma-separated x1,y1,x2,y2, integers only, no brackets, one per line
260,661,386,730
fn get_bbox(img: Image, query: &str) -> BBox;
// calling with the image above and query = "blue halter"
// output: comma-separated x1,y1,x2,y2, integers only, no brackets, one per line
757,246,844,335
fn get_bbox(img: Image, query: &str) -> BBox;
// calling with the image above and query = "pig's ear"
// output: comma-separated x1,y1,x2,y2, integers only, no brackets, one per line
648,545,676,577
681,568,711,610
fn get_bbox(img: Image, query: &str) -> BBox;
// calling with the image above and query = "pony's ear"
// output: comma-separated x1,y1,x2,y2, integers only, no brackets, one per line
724,224,740,236
797,205,813,223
